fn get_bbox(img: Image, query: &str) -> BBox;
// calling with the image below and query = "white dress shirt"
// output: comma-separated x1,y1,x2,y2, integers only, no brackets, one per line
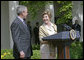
17,16,25,24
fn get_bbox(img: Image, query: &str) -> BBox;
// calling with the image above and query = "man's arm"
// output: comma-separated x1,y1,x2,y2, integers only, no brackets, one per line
11,22,22,52
11,22,25,58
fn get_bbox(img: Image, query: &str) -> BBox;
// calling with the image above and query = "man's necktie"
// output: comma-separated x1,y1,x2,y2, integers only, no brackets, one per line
23,20,27,27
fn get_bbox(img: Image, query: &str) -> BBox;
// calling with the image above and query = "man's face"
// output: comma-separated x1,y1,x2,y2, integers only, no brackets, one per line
22,9,28,19
75,20,78,24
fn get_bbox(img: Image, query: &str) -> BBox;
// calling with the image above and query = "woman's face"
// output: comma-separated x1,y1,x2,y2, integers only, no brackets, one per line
43,14,50,24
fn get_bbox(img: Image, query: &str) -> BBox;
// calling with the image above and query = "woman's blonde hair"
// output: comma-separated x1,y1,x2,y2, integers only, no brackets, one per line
42,10,52,19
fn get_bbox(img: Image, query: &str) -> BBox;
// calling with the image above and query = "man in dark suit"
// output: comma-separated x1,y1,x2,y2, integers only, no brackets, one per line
11,5,33,59
33,22,40,45
72,20,81,41
72,20,81,32
27,21,32,38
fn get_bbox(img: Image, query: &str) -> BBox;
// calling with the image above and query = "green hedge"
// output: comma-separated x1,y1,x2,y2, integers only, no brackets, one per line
70,41,83,59
31,50,41,59
1,49,41,59
1,49,14,59
32,44,40,50
1,41,83,59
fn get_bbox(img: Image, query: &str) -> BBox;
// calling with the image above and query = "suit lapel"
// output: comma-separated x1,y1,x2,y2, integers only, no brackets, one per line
16,17,28,33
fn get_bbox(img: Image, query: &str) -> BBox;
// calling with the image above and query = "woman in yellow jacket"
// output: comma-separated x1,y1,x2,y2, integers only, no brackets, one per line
39,10,57,59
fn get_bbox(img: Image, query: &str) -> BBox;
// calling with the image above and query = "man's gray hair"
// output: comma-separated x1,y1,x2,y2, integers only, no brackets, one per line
16,5,27,15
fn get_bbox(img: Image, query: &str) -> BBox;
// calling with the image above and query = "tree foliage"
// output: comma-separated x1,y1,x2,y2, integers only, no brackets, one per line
56,1,72,24
19,1,53,20
19,1,72,24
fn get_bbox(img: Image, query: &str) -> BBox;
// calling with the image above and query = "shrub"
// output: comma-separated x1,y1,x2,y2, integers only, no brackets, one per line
32,44,40,50
1,49,14,59
1,41,83,59
31,50,41,59
70,41,83,59
1,49,40,59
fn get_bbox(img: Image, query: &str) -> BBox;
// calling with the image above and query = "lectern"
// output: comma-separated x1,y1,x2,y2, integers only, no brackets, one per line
42,30,80,59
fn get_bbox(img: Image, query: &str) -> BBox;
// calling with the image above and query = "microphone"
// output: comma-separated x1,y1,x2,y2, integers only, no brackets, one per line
63,24,72,31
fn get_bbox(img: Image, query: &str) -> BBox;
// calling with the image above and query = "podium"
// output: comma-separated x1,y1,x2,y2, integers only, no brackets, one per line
42,30,80,59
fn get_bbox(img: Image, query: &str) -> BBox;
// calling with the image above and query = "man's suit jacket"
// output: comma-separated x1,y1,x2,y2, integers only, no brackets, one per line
11,17,32,58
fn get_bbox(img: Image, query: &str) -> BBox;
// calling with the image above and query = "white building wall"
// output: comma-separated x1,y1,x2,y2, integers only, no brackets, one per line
1,1,10,49
45,2,54,23
72,1,83,42
1,1,19,49
9,1,19,49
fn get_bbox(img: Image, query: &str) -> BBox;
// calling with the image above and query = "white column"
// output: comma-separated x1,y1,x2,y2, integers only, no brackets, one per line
1,1,10,49
9,1,19,49
45,2,54,23
72,1,83,42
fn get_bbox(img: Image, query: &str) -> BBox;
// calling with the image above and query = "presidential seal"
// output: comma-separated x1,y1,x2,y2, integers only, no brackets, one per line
70,29,76,40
